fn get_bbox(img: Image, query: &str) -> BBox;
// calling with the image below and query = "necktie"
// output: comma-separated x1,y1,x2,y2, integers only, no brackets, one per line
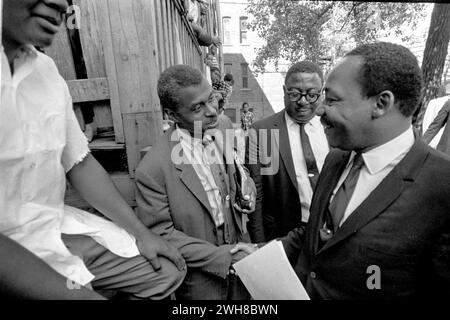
328,153,364,231
203,136,239,243
202,135,230,209
299,123,319,190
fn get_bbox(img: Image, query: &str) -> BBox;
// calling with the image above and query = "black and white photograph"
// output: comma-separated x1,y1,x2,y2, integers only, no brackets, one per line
0,0,449,311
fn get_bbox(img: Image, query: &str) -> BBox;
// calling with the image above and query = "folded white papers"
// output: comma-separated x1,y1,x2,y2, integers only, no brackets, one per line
233,240,310,300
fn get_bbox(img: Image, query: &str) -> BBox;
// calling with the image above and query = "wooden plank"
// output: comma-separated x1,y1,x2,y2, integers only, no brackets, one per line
167,0,174,66
172,2,183,64
94,0,125,143
149,0,160,73
74,0,106,77
88,136,125,150
67,78,109,103
181,20,187,64
74,0,113,131
187,35,192,66
93,105,114,130
155,0,165,71
45,27,77,80
105,0,161,114
123,112,164,177
65,173,135,208
102,0,163,175
161,0,171,68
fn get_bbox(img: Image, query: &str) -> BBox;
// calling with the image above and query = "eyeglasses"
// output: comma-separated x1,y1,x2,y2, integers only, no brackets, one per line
285,88,321,103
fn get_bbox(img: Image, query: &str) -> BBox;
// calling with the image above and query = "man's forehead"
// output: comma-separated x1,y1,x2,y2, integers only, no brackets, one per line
325,56,362,89
286,72,322,87
185,81,212,100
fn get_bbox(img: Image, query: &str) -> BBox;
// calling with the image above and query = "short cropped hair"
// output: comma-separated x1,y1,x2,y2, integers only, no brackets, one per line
285,61,324,83
157,65,204,111
345,42,423,117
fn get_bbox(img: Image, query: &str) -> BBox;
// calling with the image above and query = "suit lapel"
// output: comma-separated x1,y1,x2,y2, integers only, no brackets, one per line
316,137,430,255
169,128,214,218
310,151,350,255
273,111,299,192
317,166,404,254
214,133,242,232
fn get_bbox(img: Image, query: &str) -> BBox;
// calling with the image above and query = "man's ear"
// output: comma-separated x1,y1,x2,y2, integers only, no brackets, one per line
165,108,178,123
372,90,394,118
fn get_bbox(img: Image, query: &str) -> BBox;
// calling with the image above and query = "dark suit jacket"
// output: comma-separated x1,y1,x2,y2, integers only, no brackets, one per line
246,111,304,242
135,124,251,299
281,138,450,299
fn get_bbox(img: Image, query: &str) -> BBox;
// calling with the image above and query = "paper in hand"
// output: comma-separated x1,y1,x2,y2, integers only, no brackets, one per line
232,240,310,300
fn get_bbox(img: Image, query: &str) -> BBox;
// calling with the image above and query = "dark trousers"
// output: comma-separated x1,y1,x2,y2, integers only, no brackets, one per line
175,268,251,300
62,234,186,299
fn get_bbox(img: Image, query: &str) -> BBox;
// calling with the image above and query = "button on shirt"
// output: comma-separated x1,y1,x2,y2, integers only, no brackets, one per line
177,128,226,227
0,46,139,286
285,113,329,222
331,127,415,227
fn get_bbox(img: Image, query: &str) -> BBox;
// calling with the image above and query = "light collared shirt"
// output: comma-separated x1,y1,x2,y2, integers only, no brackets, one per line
422,95,450,148
0,46,139,286
285,112,329,222
177,127,226,227
332,127,415,227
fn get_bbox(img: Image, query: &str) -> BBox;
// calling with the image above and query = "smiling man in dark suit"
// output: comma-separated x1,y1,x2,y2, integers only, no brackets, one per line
280,42,450,299
246,61,329,242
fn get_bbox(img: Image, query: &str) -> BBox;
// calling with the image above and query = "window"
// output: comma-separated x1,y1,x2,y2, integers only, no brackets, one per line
241,63,249,88
224,63,232,75
222,17,231,45
239,17,248,44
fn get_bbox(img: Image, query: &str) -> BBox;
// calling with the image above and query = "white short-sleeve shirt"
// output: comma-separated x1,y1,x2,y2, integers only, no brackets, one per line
0,46,139,285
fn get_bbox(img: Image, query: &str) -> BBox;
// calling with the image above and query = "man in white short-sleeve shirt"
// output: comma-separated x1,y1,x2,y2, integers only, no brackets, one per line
1,0,185,299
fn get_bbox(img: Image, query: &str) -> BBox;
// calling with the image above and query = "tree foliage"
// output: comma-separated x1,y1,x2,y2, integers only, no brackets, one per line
246,0,427,73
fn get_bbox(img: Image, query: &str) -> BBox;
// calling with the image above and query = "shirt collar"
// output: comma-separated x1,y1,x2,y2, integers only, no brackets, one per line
350,126,415,175
11,45,38,66
176,125,203,148
1,45,38,83
284,111,321,129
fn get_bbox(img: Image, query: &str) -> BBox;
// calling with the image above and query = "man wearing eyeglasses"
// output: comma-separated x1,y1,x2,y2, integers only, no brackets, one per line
245,61,329,242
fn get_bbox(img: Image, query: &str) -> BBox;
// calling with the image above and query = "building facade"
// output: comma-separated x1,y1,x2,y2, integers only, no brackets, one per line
219,0,288,124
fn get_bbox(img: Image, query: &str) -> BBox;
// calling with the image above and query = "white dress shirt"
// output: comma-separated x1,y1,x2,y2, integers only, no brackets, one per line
285,112,329,222
332,127,415,227
177,127,226,227
0,46,139,286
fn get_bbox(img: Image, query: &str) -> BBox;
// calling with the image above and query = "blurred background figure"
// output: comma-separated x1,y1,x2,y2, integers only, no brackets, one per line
422,83,450,154
184,0,221,47
240,102,254,134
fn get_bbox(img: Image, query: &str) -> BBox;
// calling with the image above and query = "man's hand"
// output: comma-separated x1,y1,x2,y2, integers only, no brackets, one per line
230,242,258,260
228,243,258,274
136,231,186,272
